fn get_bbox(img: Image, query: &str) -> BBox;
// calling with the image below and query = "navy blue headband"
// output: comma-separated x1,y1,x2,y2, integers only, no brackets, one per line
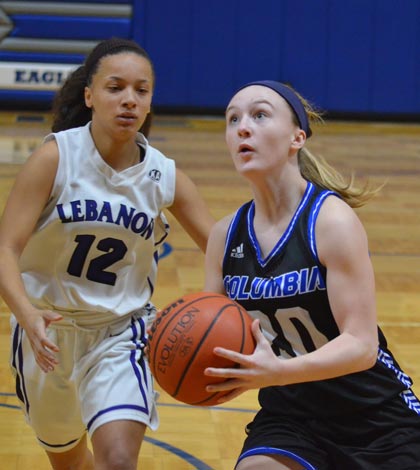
235,80,312,138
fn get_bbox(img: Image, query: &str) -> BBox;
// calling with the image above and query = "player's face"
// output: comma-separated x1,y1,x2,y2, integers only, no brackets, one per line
84,52,153,137
225,86,302,176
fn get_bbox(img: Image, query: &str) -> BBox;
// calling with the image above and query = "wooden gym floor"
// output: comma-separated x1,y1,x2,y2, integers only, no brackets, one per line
0,111,419,469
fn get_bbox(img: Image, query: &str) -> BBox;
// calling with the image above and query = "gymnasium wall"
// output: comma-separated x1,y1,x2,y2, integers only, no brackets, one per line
0,0,419,118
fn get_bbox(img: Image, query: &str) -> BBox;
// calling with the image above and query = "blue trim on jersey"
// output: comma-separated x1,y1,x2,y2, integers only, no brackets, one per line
155,224,170,246
378,348,420,414
400,389,420,415
130,317,149,411
87,404,149,431
86,317,149,432
224,203,248,257
248,182,315,268
147,276,154,296
11,325,23,400
378,348,412,387
12,325,30,415
237,447,316,470
37,436,80,448
307,189,336,262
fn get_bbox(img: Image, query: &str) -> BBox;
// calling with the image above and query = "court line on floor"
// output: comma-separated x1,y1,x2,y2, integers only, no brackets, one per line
0,395,255,470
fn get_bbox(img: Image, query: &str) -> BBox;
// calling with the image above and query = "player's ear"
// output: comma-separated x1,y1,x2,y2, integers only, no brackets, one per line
84,86,92,109
291,129,306,150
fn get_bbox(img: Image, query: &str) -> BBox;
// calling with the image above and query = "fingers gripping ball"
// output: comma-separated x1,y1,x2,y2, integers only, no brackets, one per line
148,292,255,406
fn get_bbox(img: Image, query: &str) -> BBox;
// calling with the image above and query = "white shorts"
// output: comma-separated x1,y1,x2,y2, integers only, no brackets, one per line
10,308,159,453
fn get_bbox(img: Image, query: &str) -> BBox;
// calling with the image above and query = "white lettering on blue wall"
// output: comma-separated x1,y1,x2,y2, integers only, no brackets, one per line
15,70,66,87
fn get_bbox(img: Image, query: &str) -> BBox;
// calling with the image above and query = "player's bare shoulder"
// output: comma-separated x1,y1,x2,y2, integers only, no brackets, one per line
30,138,59,166
16,138,60,196
317,195,364,231
316,194,369,266
205,212,235,283
210,213,235,244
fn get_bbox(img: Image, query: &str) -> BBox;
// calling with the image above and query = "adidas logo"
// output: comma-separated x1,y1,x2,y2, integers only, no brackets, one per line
230,243,244,258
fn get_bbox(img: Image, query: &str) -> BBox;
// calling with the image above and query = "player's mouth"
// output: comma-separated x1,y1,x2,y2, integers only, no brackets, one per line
117,113,138,122
238,144,255,155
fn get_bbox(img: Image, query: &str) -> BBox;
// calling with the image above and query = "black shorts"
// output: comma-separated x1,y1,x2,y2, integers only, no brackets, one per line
237,394,420,470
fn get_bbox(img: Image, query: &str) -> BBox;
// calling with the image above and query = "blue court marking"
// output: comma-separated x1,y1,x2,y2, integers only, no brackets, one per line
0,392,20,410
0,233,250,470
1,392,257,414
1,394,257,469
0,403,20,409
144,436,213,470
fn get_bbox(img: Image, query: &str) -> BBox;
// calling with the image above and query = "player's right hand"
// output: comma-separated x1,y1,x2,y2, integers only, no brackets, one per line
20,308,63,373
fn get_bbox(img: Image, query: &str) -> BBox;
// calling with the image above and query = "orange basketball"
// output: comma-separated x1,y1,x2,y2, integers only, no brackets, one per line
148,292,255,406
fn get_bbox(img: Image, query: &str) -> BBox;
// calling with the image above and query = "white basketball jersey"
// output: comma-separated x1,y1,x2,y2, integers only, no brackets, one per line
19,122,176,326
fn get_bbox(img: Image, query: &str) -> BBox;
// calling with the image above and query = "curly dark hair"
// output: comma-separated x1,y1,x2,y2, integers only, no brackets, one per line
51,37,154,136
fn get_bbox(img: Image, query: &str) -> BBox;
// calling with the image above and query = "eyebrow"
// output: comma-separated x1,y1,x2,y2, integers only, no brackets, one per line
106,76,151,84
104,75,153,87
226,99,274,114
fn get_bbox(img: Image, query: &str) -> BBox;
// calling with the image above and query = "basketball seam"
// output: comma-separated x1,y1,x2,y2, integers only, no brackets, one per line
172,305,231,398
149,294,254,406
150,294,224,377
190,305,248,406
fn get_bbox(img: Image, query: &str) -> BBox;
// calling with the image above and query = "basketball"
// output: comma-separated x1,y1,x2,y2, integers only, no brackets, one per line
148,292,255,406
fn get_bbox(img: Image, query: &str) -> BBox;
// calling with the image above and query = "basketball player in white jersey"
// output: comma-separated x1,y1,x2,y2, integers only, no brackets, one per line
0,38,214,469
203,81,420,469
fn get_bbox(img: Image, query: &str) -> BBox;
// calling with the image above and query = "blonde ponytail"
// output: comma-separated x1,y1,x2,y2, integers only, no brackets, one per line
291,88,383,208
298,147,382,208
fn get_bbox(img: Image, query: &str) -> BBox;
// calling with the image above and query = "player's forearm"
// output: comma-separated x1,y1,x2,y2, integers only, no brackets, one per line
0,248,34,323
277,332,378,386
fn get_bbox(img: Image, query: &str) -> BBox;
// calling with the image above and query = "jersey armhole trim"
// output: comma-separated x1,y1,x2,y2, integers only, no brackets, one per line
223,203,249,266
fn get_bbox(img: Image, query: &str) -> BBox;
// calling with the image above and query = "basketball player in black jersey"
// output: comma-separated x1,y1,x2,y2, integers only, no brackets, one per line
203,81,420,470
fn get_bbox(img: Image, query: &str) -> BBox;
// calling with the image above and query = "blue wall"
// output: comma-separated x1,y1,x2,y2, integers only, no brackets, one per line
141,0,420,116
0,0,419,116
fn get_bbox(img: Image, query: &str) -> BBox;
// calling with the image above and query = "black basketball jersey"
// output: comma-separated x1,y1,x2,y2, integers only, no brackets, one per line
223,182,420,417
